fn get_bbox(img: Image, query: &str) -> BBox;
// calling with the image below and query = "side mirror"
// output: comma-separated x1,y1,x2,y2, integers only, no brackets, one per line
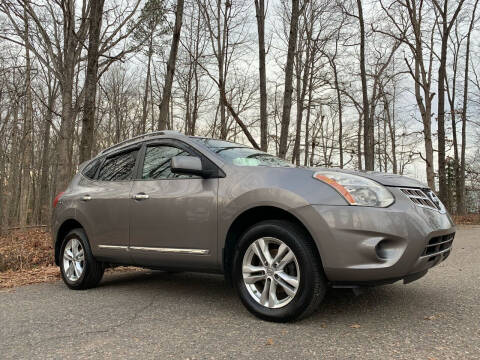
171,156,206,177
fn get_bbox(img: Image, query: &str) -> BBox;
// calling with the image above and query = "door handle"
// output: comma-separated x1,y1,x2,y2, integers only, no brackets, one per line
134,193,149,200
82,195,92,201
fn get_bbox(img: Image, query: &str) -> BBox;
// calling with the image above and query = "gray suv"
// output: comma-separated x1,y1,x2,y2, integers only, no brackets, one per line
52,131,455,322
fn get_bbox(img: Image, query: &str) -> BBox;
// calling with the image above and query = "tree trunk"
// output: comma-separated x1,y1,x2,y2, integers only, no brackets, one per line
191,66,200,135
435,0,465,207
254,0,268,151
38,104,52,225
217,1,227,139
4,102,21,228
303,66,314,166
158,0,185,130
412,28,435,189
292,52,302,164
19,6,34,226
333,63,343,168
79,0,105,163
446,40,459,213
293,17,313,166
141,37,153,134
457,0,478,214
357,113,363,170
278,0,300,159
56,80,75,195
437,28,448,207
55,0,79,195
384,93,397,174
190,13,201,136
357,0,373,170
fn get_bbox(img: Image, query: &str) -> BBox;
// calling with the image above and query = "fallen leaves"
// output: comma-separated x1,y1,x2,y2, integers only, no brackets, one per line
0,265,60,289
266,338,274,345
0,228,148,289
452,214,480,225
0,228,54,272
0,228,58,289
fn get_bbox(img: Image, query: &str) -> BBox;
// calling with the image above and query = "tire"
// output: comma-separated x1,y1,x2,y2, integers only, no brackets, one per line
59,228,104,290
232,220,327,322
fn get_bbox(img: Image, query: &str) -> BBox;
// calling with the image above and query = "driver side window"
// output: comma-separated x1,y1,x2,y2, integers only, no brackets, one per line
142,145,197,180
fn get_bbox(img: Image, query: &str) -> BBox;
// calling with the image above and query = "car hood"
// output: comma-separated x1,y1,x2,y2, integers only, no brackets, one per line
311,168,427,188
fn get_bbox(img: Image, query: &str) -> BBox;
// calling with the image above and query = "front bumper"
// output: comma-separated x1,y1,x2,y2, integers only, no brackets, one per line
292,187,456,284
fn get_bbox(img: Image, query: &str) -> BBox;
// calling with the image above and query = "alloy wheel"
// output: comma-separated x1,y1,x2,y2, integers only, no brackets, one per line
63,238,85,282
242,237,300,309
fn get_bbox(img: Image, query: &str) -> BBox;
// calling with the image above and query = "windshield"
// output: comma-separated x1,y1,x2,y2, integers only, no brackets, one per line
192,138,294,168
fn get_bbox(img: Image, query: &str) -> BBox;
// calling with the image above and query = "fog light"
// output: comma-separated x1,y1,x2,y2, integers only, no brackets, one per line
375,240,399,260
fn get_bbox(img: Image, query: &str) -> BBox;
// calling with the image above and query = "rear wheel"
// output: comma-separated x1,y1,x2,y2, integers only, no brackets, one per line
60,228,104,290
232,220,326,322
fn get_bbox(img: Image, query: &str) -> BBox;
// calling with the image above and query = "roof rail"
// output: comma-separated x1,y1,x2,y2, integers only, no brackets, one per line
100,130,182,155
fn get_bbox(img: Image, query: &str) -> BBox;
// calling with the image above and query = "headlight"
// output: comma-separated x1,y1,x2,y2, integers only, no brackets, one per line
313,171,394,207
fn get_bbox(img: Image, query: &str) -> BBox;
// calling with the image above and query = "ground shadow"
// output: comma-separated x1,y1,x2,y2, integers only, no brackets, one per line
93,269,454,324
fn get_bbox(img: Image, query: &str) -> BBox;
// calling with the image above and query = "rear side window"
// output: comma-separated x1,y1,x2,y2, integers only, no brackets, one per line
142,145,195,180
82,159,101,179
97,149,139,181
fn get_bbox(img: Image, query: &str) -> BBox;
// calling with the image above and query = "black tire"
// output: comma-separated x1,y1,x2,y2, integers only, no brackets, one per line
59,228,104,290
232,220,326,322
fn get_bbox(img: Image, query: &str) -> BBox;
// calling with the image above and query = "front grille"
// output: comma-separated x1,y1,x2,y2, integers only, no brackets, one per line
421,233,455,261
400,188,443,211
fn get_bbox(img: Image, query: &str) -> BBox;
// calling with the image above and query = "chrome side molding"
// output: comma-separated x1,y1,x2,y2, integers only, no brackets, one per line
98,244,209,255
98,245,129,250
129,246,210,255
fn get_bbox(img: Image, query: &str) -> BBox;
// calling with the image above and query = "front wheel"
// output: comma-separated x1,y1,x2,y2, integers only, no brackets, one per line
232,220,327,322
60,228,104,290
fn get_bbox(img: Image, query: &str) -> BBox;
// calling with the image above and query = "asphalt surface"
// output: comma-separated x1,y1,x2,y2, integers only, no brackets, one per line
1,226,479,359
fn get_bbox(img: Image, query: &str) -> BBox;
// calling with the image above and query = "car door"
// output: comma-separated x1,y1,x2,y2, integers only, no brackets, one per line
76,146,140,264
129,139,218,270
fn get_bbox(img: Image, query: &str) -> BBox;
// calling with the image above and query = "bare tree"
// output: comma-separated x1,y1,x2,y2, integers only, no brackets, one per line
1,0,480,228
356,0,374,170
278,0,301,159
79,0,105,163
158,0,185,130
18,3,33,226
457,0,479,213
254,0,268,150
432,0,465,206
177,0,210,135
132,0,168,134
380,0,438,190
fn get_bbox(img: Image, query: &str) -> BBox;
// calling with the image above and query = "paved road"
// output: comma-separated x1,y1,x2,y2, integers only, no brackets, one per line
1,226,479,359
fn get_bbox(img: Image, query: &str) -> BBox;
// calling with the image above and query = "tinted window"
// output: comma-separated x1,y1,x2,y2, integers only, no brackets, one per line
97,150,138,181
82,159,101,179
192,138,294,167
142,145,195,180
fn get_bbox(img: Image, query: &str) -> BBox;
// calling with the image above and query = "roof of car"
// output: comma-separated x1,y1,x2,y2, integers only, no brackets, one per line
99,130,187,156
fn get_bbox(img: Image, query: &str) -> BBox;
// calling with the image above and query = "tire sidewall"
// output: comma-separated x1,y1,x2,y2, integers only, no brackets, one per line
232,221,320,322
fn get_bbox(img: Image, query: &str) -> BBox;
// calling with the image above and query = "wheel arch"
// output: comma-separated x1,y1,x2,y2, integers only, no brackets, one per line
222,206,323,279
54,219,85,265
